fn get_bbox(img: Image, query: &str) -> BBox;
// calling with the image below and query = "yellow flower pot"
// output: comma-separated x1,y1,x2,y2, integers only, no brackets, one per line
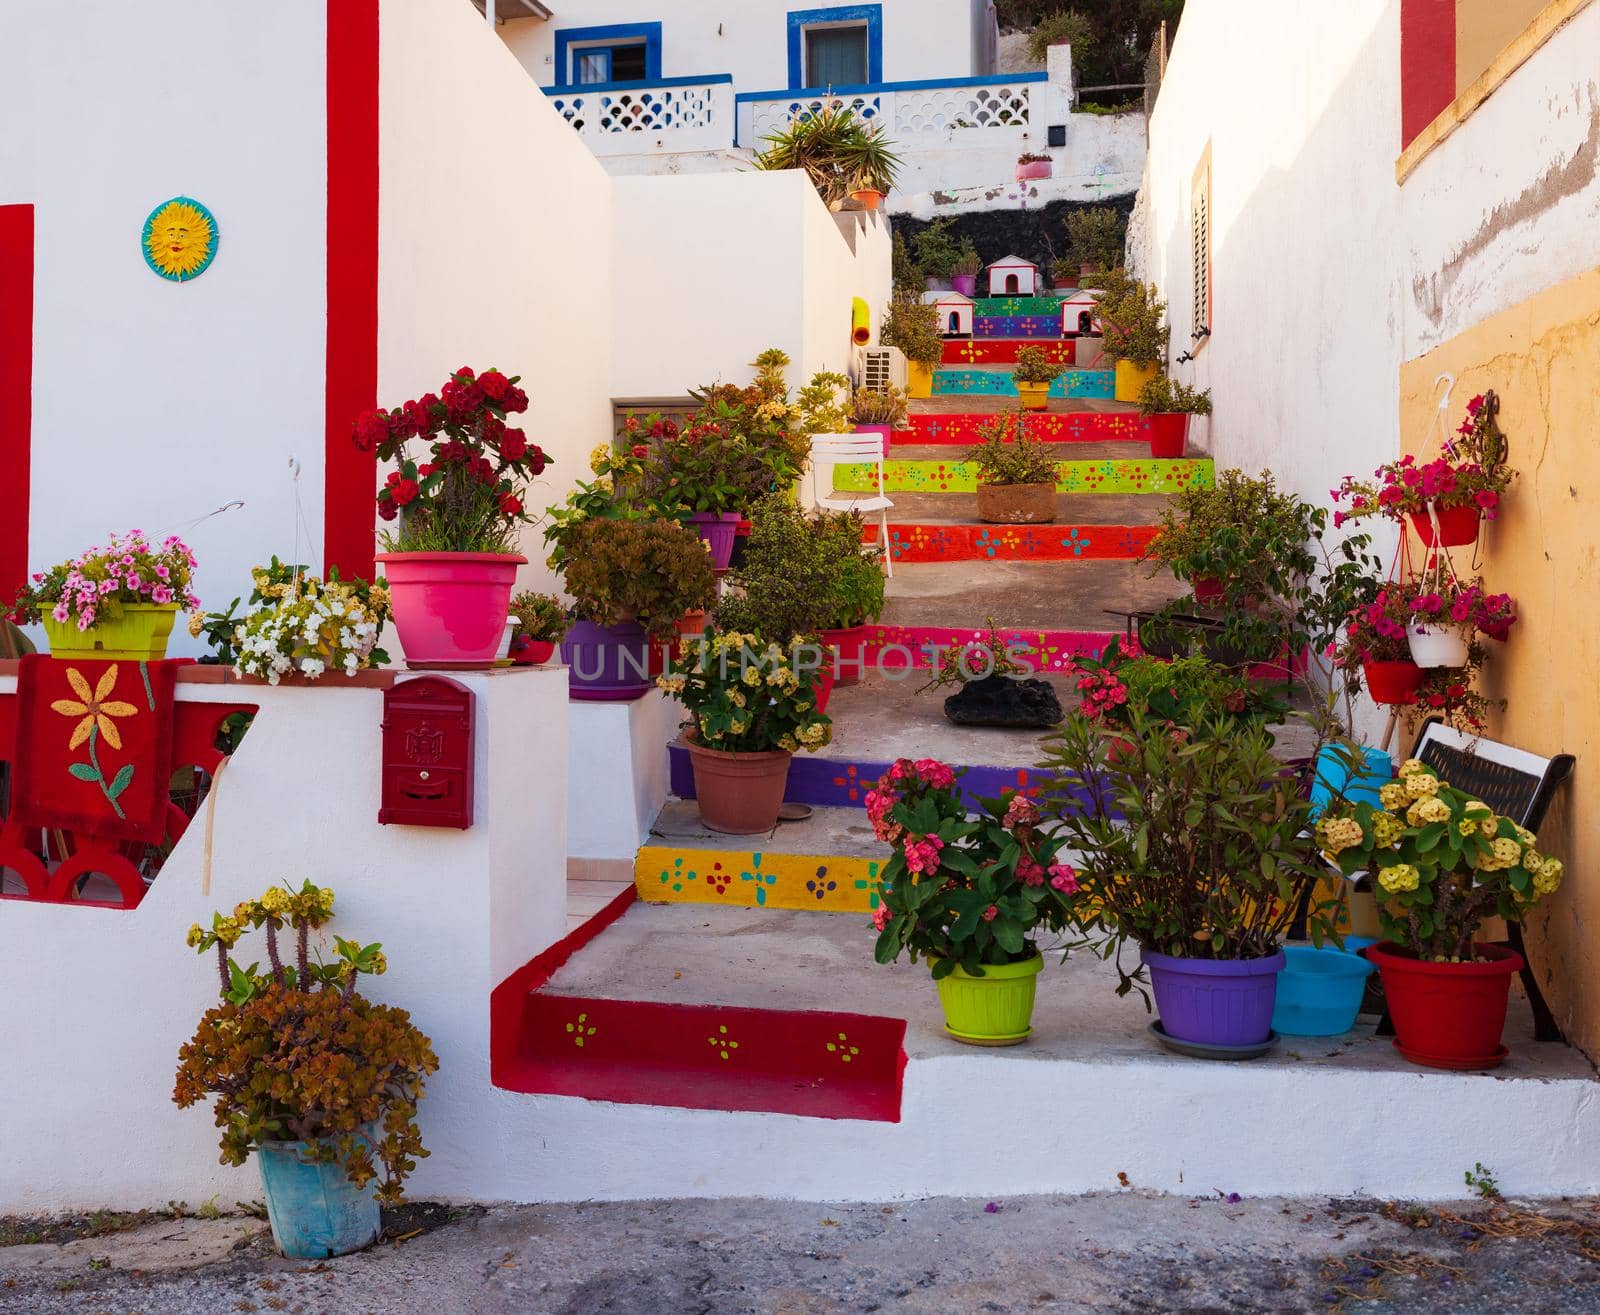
1114,359,1160,403
41,603,178,661
906,361,934,399
1016,380,1051,411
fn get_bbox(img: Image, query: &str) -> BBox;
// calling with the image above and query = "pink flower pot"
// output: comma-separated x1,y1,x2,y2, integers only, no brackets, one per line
1016,160,1052,181
951,274,978,297
852,424,892,459
377,552,526,668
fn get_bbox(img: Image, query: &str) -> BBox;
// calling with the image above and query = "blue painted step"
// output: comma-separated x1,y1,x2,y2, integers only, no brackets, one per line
933,367,1115,400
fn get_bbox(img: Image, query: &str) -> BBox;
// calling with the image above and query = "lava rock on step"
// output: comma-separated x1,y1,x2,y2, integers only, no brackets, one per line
943,675,1064,729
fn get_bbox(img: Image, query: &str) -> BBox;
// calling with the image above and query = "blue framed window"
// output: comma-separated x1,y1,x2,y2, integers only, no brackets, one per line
554,22,662,88
787,6,883,90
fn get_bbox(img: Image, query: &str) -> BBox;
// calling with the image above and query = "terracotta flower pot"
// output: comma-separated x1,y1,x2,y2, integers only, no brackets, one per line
376,552,526,668
1407,505,1479,548
1366,942,1524,1070
1362,658,1423,705
976,481,1056,524
850,188,884,211
1146,413,1191,459
686,742,793,834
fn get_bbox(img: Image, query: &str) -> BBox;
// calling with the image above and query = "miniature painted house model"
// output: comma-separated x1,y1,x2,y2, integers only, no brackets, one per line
922,289,974,337
987,254,1038,296
1060,287,1103,337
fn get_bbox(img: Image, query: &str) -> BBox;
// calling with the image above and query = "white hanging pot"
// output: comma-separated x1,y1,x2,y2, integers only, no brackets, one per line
1407,622,1469,668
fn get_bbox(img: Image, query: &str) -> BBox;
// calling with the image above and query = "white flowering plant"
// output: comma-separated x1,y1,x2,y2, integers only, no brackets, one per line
1316,758,1563,961
201,560,390,684
658,630,832,755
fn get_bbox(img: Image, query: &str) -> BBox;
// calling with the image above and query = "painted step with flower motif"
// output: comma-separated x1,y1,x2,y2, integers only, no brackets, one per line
973,316,1064,339
973,297,1065,316
902,412,1159,446
933,368,1113,399
940,338,1077,367
833,457,1213,496
871,522,1158,564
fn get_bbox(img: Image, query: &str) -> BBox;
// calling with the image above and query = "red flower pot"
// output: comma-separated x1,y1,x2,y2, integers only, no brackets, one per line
1407,505,1480,547
1366,942,1524,1070
509,637,556,666
1192,576,1225,603
814,666,836,715
819,625,869,686
376,552,526,668
1146,413,1190,459
1362,659,1423,705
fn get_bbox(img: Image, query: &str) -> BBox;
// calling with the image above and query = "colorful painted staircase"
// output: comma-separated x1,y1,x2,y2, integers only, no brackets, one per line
933,367,1114,398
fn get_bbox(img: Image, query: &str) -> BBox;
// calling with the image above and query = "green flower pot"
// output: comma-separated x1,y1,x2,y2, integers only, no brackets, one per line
930,952,1044,1046
41,602,178,661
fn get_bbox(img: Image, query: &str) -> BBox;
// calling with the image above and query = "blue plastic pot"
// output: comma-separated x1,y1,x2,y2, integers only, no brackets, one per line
1271,945,1376,1037
257,1139,381,1259
1309,745,1393,819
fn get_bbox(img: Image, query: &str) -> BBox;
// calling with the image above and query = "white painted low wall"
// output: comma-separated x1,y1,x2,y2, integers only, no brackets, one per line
568,690,681,861
0,669,569,1212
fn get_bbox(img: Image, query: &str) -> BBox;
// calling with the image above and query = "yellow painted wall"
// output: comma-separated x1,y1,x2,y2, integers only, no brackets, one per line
1398,264,1600,1056
1454,0,1548,95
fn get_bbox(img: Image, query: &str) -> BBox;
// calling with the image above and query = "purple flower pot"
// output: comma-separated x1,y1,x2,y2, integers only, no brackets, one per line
951,274,977,297
561,619,652,701
688,511,742,570
1142,947,1284,1049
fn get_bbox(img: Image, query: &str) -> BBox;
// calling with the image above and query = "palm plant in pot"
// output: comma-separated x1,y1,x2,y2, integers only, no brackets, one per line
968,411,1060,522
1318,757,1564,1069
1012,346,1062,412
358,366,551,667
1041,711,1333,1057
555,517,715,701
658,631,832,833
1097,279,1169,402
881,292,944,397
753,102,900,210
868,760,1079,1045
1138,376,1212,459
174,882,438,1259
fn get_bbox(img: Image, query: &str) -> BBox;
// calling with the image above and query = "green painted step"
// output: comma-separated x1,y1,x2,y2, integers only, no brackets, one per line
975,296,1063,316
834,457,1213,496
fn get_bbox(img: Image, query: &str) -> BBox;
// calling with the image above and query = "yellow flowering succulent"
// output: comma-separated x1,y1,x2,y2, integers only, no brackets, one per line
1398,758,1429,778
1314,815,1364,855
1378,863,1420,893
1405,795,1451,827
1369,811,1404,848
660,627,832,757
1378,782,1409,811
1534,857,1564,894
1404,771,1441,799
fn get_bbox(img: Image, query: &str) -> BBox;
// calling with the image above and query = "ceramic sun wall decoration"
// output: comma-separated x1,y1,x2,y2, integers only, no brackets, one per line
141,196,219,281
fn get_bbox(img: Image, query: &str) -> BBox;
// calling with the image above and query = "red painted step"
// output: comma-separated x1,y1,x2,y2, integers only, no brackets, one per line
940,338,1077,366
903,412,1155,445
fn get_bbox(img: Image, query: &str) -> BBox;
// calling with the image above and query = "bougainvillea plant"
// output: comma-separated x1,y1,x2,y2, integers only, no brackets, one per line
173,881,438,1205
1317,758,1563,960
1331,394,1510,526
868,759,1077,977
9,531,200,631
658,630,832,754
353,367,551,553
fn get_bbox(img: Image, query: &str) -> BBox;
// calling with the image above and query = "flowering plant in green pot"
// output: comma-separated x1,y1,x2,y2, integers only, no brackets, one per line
868,759,1078,1044
173,881,438,1257
1316,757,1561,1068
659,630,832,834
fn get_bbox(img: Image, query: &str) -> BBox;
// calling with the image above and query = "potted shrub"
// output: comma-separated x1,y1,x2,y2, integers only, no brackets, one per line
868,760,1078,1044
13,531,201,660
174,882,439,1258
556,517,715,701
1138,376,1213,459
195,559,390,683
754,103,900,211
1050,258,1080,291
912,217,963,291
1333,392,1511,546
1097,279,1170,402
1011,345,1061,412
881,292,944,397
950,241,982,297
358,367,550,667
1016,150,1053,182
968,411,1059,523
508,591,568,665
848,385,909,456
659,631,832,833
717,494,884,695
1042,712,1332,1056
1319,757,1565,1069
1064,205,1126,281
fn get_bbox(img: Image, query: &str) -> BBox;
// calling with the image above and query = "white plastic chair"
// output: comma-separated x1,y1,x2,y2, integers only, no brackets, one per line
810,433,894,578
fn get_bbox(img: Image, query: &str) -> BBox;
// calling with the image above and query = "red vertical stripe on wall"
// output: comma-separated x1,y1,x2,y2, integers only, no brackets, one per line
325,0,380,582
1400,0,1457,149
0,205,34,604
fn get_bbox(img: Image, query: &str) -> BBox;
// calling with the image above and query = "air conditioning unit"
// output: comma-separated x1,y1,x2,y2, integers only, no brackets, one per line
859,346,907,394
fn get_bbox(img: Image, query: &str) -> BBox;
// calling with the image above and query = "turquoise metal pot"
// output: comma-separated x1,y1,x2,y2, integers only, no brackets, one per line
257,1138,381,1259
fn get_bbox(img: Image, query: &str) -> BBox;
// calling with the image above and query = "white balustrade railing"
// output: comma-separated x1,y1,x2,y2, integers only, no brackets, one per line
545,77,734,156
738,76,1045,150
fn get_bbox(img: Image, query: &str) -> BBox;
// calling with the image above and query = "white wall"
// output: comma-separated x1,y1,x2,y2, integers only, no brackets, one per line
0,0,328,651
499,0,983,92
0,670,570,1212
608,170,889,401
379,0,617,601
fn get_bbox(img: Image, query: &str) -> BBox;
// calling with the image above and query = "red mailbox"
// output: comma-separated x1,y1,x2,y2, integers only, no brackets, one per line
379,676,474,829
